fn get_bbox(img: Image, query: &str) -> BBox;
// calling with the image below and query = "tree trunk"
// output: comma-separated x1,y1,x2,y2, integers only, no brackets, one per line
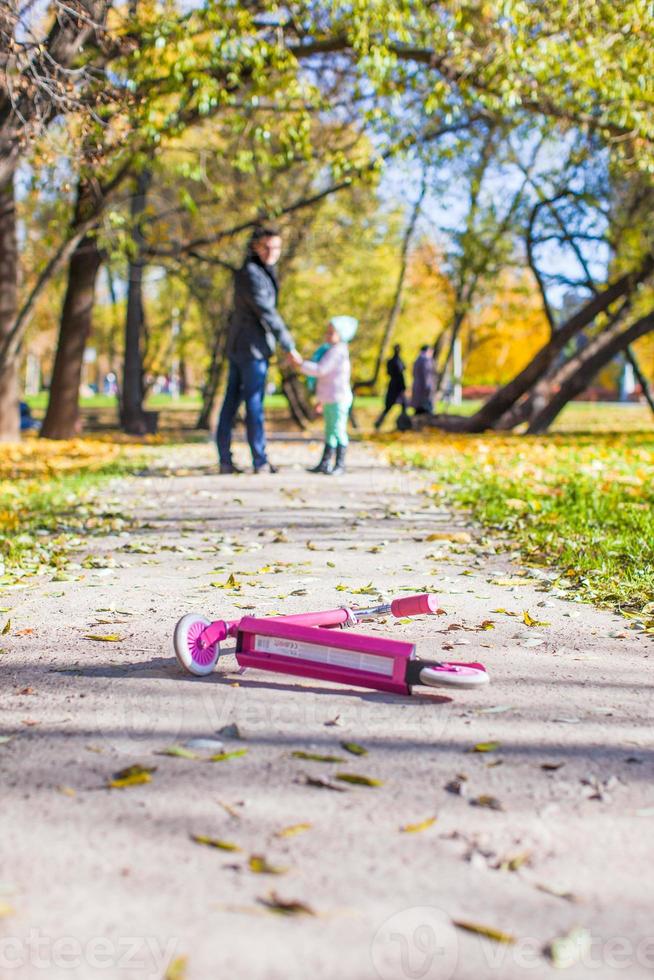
527,309,654,433
121,169,151,434
424,254,654,433
0,178,19,441
434,309,465,401
178,357,188,396
625,346,654,416
40,234,103,439
196,311,229,430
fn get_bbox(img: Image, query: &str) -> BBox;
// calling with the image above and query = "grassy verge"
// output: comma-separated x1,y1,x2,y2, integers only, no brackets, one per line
0,438,149,580
385,431,654,619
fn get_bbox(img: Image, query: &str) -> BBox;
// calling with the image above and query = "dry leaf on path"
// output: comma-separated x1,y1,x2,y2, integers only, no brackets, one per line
425,532,472,543
208,749,248,762
275,823,312,838
258,892,315,916
494,851,531,872
248,855,287,875
400,816,437,833
190,835,241,852
156,746,198,760
454,920,516,944
534,883,578,903
109,765,155,789
292,751,345,763
164,955,188,980
85,634,123,642
523,611,550,627
469,741,501,753
300,775,346,792
335,773,383,787
340,741,368,756
470,795,504,811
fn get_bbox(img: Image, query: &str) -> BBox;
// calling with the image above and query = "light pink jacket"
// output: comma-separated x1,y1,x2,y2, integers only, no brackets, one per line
300,342,352,404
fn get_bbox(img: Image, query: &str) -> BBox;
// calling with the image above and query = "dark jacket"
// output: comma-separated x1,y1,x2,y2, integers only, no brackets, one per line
386,353,406,395
226,256,295,362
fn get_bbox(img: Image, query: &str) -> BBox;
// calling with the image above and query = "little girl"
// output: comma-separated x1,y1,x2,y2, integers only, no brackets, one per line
293,315,358,475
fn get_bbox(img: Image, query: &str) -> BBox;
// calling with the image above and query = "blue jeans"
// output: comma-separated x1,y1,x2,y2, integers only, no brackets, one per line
216,358,269,467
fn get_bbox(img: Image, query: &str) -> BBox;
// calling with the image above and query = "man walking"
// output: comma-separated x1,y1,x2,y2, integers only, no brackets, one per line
411,344,436,415
374,343,407,430
216,226,299,474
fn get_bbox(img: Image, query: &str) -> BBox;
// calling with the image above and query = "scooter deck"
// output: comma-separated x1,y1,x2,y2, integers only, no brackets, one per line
236,616,414,695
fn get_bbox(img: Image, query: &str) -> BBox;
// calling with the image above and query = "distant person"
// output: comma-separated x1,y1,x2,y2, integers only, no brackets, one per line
292,315,358,475
374,343,407,430
19,401,40,432
411,345,435,415
216,226,300,474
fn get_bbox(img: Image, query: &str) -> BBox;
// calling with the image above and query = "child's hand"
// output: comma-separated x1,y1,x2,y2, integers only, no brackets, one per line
287,348,303,367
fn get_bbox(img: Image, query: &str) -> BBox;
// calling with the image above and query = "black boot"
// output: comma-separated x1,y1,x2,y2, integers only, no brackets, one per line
308,445,334,474
331,444,347,475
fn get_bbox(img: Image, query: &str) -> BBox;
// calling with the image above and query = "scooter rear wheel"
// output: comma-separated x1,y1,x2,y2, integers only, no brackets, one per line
419,664,489,690
174,614,219,676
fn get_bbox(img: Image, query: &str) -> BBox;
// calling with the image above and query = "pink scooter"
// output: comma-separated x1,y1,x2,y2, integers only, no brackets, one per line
174,594,489,692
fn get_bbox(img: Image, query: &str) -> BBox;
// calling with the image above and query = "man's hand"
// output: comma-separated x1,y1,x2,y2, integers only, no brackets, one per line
287,348,303,367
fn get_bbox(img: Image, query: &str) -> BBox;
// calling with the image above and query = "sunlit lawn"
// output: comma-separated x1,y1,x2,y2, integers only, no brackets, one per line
385,428,654,617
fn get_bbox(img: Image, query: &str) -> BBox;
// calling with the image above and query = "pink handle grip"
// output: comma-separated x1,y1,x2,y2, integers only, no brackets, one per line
390,594,440,617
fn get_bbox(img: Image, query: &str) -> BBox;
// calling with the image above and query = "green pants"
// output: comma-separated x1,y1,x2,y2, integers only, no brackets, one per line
323,398,351,448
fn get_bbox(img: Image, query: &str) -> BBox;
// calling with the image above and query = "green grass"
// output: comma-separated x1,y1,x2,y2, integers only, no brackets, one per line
0,441,148,578
25,392,202,411
388,431,654,617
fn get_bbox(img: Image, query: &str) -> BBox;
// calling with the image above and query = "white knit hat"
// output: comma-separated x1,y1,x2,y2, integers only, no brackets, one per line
330,315,359,342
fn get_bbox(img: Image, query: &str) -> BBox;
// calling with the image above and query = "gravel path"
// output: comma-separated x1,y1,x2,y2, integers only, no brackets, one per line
2,439,653,980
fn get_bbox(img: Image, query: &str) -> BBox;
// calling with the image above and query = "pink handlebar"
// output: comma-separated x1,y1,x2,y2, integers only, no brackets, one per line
390,594,440,617
215,594,440,643
280,607,350,628
222,606,349,638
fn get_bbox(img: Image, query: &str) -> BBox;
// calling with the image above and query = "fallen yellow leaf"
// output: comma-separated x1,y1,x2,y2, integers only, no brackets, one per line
275,823,312,838
454,920,516,944
164,956,188,980
400,816,437,833
248,855,287,875
523,611,550,627
425,531,472,543
190,835,241,851
469,741,501,753
108,765,155,789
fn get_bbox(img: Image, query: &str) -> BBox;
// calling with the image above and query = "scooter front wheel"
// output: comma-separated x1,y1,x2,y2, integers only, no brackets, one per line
419,664,489,690
174,614,219,676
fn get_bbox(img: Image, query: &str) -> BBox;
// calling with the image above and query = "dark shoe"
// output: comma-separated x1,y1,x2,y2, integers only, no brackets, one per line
331,445,347,475
253,462,278,474
219,462,243,474
308,445,334,474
